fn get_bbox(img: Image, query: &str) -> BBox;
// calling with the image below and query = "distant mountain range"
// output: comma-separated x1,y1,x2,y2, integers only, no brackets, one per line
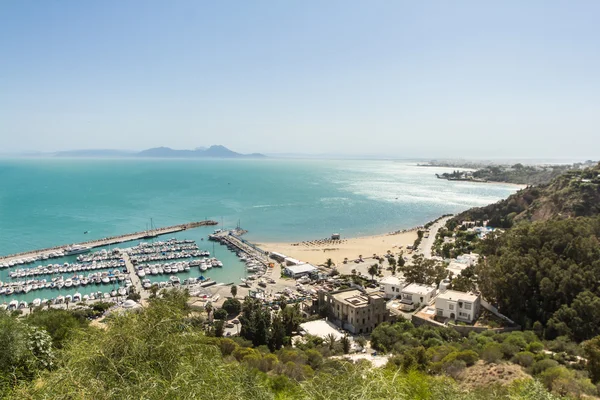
47,145,266,159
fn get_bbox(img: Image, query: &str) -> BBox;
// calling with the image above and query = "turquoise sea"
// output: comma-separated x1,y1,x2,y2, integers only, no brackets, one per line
0,158,520,303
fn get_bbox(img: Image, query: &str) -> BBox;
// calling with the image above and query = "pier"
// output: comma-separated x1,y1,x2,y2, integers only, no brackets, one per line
0,220,218,263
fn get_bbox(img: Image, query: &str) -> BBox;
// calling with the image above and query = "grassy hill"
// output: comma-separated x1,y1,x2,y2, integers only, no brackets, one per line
450,162,600,228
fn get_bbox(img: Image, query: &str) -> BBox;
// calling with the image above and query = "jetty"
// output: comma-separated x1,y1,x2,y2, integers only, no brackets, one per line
0,220,218,263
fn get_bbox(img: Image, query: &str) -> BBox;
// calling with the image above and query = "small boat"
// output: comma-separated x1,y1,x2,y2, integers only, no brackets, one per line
169,276,181,285
73,293,82,302
32,298,42,307
55,295,64,304
8,300,18,310
110,289,117,297
19,301,28,309
83,294,90,301
65,295,72,303
118,287,127,296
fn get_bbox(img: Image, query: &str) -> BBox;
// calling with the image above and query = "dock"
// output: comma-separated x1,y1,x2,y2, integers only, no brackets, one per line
0,220,218,263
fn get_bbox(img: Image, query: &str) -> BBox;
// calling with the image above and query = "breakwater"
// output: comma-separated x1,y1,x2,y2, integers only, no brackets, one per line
0,220,218,263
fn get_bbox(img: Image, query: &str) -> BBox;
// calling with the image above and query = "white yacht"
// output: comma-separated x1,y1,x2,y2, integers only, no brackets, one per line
63,245,91,256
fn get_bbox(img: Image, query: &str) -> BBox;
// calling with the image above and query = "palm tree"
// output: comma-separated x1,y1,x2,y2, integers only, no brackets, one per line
46,299,52,310
230,285,238,298
65,297,70,310
205,303,213,320
324,333,337,351
325,258,333,268
368,263,379,282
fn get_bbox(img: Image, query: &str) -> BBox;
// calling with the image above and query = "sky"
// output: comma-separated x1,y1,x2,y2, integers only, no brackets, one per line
1,1,599,159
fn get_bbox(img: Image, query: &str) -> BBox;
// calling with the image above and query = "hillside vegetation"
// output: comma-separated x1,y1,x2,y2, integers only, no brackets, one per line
0,292,574,400
449,163,600,229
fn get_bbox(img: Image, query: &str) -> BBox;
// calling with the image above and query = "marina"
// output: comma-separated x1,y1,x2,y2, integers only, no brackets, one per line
0,220,218,264
0,225,263,307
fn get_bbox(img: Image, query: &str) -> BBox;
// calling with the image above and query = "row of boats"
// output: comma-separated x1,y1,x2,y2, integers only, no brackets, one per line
8,260,126,279
130,250,211,264
2,288,130,311
135,258,223,277
1,270,132,295
0,245,92,268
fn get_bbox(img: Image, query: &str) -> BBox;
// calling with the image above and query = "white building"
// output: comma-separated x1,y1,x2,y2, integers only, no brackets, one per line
435,290,481,323
284,257,304,266
399,283,437,311
456,253,479,266
284,264,317,279
379,276,405,299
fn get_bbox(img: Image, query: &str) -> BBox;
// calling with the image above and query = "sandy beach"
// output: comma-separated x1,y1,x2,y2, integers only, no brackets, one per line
257,230,418,267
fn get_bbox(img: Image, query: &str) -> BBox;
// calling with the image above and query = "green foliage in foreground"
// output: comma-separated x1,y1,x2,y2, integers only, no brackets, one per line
0,292,572,400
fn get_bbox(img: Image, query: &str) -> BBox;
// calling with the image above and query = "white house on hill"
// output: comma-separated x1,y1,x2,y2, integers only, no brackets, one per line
379,276,405,299
398,283,437,311
435,289,481,323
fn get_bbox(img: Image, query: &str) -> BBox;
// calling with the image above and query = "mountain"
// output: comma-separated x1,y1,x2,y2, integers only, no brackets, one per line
53,149,135,157
137,145,265,159
451,162,600,227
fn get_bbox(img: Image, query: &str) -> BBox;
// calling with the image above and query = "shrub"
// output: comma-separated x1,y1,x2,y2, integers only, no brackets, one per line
481,343,503,364
526,341,544,353
512,351,535,368
443,360,467,379
442,350,479,367
219,338,238,356
530,359,559,375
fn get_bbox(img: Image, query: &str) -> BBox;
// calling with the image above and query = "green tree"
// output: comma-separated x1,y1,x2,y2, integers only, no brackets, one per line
368,264,379,282
325,258,333,268
214,308,228,320
341,335,351,354
239,297,272,346
222,298,242,315
281,304,303,336
270,314,285,351
214,320,225,337
399,254,447,285
324,334,337,351
583,335,600,383
230,285,238,298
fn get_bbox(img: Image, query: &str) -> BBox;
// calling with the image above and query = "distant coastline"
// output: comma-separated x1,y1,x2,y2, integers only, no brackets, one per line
5,145,266,160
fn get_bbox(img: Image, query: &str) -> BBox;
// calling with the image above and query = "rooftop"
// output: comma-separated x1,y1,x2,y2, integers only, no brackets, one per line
332,289,369,307
403,283,436,295
285,264,317,274
437,289,480,303
380,276,404,285
300,319,346,340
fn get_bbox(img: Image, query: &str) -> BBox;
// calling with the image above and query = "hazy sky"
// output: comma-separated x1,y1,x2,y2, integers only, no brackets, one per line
1,1,599,158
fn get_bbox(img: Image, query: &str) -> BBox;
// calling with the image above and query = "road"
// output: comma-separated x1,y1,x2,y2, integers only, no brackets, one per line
418,216,452,259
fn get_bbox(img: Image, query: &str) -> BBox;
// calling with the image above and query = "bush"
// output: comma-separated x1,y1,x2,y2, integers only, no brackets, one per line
219,338,238,356
512,351,535,368
443,360,467,379
530,359,559,375
214,308,228,320
526,341,544,353
442,350,479,367
481,343,503,364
